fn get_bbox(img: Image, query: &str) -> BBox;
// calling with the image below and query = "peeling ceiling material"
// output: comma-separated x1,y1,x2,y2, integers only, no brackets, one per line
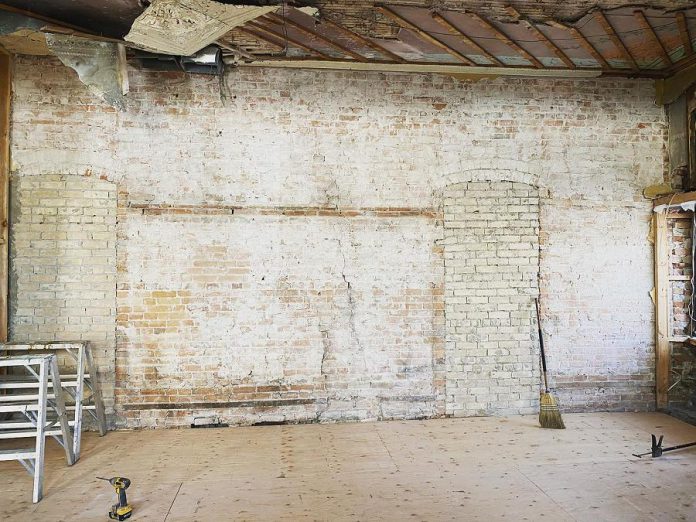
0,0,145,38
124,0,280,55
2,1,695,41
45,34,129,110
0,11,49,54
3,1,696,81
224,5,696,78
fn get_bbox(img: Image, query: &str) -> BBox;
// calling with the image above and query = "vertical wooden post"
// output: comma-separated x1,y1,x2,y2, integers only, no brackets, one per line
654,213,670,409
0,50,10,344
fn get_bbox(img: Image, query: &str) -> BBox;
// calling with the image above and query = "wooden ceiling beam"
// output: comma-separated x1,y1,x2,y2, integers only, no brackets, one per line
316,17,407,63
376,5,475,65
505,7,575,68
431,12,502,66
465,11,544,68
0,2,92,34
594,11,639,71
633,10,672,68
247,20,331,59
548,20,609,70
264,12,367,62
235,27,286,52
676,12,693,58
215,40,256,60
569,26,610,70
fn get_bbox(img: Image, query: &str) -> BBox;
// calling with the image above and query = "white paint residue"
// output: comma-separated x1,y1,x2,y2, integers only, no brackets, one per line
653,202,696,213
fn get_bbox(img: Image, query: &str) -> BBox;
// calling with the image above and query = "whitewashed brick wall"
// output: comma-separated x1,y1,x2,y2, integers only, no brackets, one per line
444,182,540,416
10,174,117,411
9,56,664,426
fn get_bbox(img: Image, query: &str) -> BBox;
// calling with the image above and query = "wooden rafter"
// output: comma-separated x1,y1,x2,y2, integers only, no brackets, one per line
0,2,92,35
317,17,406,63
376,5,475,65
465,11,544,68
506,7,575,68
264,12,367,62
247,20,331,59
594,11,639,71
676,12,693,58
548,20,609,69
634,10,672,68
235,27,286,52
570,26,610,70
215,40,256,60
431,12,502,66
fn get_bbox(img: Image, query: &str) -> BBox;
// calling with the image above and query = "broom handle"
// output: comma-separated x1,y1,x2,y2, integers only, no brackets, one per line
534,298,550,393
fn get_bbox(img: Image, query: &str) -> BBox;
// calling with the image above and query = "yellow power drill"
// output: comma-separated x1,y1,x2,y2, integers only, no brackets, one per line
97,477,133,521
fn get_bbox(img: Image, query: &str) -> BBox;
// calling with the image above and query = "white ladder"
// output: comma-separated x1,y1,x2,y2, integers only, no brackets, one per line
0,354,75,503
0,341,108,460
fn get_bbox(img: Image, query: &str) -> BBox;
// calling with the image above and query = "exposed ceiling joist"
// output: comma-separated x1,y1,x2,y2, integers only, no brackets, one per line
633,10,672,68
676,12,693,58
264,11,368,61
594,11,639,71
248,19,330,58
465,10,544,68
430,12,502,66
505,7,575,69
317,16,406,63
376,5,474,65
237,58,604,78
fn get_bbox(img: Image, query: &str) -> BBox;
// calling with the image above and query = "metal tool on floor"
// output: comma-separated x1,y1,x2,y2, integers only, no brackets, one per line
98,476,133,521
632,434,696,458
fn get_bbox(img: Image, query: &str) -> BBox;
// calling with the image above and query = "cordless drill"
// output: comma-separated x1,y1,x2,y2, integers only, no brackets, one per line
97,477,133,521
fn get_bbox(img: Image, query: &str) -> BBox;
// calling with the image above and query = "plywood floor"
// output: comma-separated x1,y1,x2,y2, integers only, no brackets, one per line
1,413,695,521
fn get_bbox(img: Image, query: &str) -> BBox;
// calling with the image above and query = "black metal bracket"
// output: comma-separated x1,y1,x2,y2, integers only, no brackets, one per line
632,434,696,458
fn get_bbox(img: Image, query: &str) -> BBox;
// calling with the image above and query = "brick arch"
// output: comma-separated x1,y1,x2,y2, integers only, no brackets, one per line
438,159,545,193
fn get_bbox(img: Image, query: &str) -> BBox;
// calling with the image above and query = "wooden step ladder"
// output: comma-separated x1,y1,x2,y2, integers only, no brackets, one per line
0,342,108,460
0,354,75,503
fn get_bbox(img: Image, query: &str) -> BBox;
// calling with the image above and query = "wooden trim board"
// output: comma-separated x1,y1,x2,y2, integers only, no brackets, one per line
654,213,670,409
0,51,10,343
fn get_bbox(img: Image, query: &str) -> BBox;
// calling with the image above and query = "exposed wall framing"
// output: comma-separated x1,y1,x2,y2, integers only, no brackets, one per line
0,50,10,343
654,212,670,409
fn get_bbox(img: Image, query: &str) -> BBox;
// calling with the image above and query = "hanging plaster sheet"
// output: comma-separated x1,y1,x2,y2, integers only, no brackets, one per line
125,0,278,56
45,34,128,110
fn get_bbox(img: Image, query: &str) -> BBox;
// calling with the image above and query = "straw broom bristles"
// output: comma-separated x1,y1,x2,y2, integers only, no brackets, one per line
535,298,565,430
539,391,565,429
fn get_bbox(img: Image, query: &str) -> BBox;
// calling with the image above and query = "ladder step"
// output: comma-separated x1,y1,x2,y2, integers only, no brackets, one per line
0,379,84,389
0,355,55,368
0,394,57,402
0,403,41,413
0,419,76,430
0,401,95,412
0,429,54,440
0,448,35,461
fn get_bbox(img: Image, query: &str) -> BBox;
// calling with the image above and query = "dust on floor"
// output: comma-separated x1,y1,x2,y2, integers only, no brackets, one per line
1,413,695,521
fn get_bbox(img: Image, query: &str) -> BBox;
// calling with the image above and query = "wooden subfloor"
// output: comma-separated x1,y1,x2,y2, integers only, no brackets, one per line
1,413,695,521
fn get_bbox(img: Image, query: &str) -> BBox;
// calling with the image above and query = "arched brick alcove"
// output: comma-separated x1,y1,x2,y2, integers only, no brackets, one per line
443,180,540,416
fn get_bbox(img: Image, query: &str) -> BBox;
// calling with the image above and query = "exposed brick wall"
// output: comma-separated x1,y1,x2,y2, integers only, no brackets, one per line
665,213,696,417
9,174,117,411
444,181,540,416
115,207,444,427
9,56,666,426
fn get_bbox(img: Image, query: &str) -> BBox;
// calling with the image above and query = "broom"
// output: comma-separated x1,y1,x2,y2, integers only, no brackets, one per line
535,298,565,429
